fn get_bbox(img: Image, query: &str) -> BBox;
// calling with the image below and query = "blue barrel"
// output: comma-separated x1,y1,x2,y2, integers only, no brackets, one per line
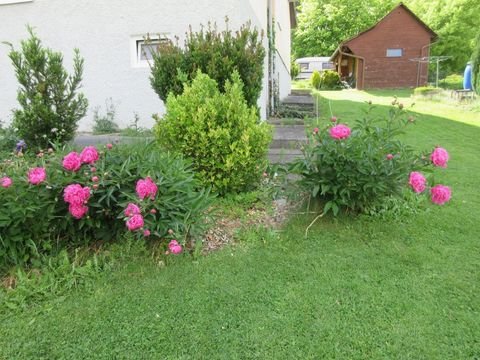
463,63,473,90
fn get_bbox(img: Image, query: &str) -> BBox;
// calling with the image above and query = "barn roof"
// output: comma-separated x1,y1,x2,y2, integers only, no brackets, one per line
330,2,438,60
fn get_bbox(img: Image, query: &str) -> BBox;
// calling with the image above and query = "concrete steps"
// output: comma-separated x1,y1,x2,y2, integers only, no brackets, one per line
267,91,315,164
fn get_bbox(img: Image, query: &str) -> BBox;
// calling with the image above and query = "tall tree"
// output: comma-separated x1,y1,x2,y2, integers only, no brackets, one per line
472,31,480,94
293,0,480,73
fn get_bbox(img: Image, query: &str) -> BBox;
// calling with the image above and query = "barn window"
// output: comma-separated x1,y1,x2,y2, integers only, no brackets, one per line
386,48,403,57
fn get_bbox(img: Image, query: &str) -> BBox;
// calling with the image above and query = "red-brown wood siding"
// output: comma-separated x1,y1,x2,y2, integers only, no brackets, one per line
346,6,433,89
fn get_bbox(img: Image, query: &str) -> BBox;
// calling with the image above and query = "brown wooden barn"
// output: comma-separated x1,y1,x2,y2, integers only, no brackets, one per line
330,3,438,89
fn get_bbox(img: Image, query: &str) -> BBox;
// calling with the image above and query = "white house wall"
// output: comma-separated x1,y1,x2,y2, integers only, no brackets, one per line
273,0,292,99
0,0,280,131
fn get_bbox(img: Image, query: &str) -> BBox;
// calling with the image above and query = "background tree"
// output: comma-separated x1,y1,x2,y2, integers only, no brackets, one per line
472,31,480,94
7,27,88,149
293,0,480,74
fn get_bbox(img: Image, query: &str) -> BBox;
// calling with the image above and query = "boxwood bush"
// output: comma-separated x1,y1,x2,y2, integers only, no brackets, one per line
154,71,272,195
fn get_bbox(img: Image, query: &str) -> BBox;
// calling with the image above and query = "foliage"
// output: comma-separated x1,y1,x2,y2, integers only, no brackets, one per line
311,70,322,89
320,70,342,89
291,60,300,80
293,0,480,73
290,101,443,215
6,28,88,150
440,74,463,90
413,86,443,96
472,31,480,94
0,142,212,268
150,21,265,108
154,71,272,195
0,123,17,153
120,113,153,137
92,98,120,134
293,0,394,58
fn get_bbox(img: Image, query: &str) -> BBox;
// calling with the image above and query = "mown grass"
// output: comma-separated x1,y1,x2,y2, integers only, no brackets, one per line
1,90,479,359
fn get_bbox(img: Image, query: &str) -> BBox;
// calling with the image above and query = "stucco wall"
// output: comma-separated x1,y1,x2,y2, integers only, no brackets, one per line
0,0,278,131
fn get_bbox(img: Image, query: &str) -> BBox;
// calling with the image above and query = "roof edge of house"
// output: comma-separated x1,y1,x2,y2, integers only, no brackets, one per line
332,2,438,57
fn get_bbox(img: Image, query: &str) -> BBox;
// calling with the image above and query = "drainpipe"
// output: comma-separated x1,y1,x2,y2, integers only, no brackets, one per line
337,49,366,90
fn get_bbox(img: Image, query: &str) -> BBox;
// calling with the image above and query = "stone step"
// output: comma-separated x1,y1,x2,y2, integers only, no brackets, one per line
290,89,312,96
270,124,307,149
281,95,315,106
268,148,304,164
268,117,305,126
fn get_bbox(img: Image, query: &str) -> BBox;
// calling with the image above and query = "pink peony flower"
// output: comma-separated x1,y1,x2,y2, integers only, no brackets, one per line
330,116,337,122
168,240,183,254
430,147,449,168
431,185,452,205
69,204,89,219
136,177,158,200
28,167,47,185
63,184,91,206
90,167,97,173
63,152,82,172
409,172,427,193
1,177,13,188
329,124,351,140
92,176,99,183
313,127,319,134
386,154,394,160
126,214,144,231
143,229,151,237
106,143,113,150
150,208,157,214
124,203,141,217
80,146,99,164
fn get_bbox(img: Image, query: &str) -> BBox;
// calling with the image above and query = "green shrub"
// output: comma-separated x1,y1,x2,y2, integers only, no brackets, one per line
291,60,300,80
320,70,341,89
150,21,265,108
0,123,17,153
0,142,212,268
290,102,437,215
6,28,88,150
92,98,120,134
154,71,272,195
413,86,443,96
440,74,463,90
311,70,321,90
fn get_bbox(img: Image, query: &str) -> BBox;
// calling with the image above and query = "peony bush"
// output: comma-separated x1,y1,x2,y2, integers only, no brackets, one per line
291,101,452,215
0,142,212,268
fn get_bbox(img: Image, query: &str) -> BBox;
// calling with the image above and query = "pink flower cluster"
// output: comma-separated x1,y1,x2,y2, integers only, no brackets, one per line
63,184,91,219
409,172,426,193
1,177,13,188
80,146,99,164
329,124,351,140
430,147,449,168
126,214,144,231
168,240,183,255
136,177,158,200
63,152,82,172
63,146,99,172
28,167,47,185
431,185,452,205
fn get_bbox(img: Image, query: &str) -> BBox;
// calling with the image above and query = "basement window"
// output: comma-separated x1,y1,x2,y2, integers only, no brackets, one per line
386,48,403,57
130,35,170,68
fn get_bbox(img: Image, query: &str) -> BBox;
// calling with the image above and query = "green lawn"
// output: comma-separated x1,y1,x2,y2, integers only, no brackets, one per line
1,90,479,359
